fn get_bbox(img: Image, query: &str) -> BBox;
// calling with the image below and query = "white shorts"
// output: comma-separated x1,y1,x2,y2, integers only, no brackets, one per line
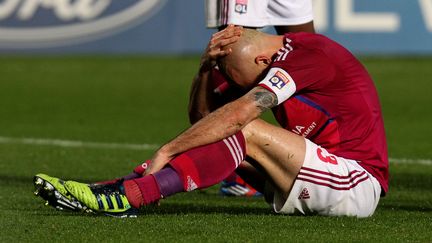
205,0,314,28
272,139,382,218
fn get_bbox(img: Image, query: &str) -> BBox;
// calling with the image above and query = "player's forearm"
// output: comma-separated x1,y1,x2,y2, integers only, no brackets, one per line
159,86,278,165
188,70,214,124
188,26,241,124
163,97,259,159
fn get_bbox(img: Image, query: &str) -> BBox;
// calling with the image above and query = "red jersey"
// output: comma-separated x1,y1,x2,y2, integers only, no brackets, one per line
259,33,389,193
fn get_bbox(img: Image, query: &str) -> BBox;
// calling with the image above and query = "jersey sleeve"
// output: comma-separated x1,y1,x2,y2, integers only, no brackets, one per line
259,49,335,105
258,67,296,105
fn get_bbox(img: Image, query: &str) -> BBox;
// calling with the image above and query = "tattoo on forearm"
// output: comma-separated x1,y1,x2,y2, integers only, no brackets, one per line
253,89,278,112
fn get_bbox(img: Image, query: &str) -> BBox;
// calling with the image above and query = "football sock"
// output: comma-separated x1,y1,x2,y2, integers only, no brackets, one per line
224,171,238,182
93,172,140,185
153,167,184,197
123,131,246,208
122,172,142,181
132,160,151,175
124,175,160,208
124,167,182,208
93,160,151,185
169,131,246,191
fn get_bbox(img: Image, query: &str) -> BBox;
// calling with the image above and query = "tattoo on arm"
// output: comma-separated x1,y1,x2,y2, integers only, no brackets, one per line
253,88,278,113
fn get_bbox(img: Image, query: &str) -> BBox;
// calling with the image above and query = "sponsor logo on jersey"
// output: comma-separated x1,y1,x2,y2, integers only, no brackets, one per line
0,0,166,48
235,0,248,14
269,71,290,89
292,125,305,135
292,122,317,137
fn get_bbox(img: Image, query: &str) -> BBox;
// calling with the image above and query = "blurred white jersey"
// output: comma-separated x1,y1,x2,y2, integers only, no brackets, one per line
205,0,314,28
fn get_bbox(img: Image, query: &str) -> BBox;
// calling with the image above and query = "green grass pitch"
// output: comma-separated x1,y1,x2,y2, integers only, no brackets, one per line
0,56,431,242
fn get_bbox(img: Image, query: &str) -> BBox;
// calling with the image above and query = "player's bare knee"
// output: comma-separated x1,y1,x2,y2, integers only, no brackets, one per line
241,119,259,141
241,119,274,143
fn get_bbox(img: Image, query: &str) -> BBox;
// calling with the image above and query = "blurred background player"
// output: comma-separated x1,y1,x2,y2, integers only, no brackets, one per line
196,0,315,196
205,0,315,33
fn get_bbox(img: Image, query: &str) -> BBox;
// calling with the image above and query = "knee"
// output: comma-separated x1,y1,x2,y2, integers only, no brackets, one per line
241,119,266,141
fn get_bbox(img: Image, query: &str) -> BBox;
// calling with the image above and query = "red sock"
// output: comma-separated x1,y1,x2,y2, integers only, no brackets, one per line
123,131,246,207
124,175,161,208
224,171,238,182
123,167,183,208
170,131,246,191
133,160,151,175
94,160,152,185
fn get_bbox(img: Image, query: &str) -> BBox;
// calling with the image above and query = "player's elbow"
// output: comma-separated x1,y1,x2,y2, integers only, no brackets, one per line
188,109,208,125
188,102,211,124
188,113,200,125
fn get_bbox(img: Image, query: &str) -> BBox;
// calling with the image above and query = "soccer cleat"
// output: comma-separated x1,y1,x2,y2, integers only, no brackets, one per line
220,176,263,197
33,174,88,212
65,179,138,218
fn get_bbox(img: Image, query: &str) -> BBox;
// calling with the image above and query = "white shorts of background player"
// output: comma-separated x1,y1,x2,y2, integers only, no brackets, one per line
205,0,314,28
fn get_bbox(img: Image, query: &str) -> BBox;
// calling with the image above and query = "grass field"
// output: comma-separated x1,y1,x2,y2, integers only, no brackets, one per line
0,56,431,242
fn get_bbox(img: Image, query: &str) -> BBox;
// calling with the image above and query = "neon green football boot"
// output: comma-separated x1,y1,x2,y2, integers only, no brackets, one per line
33,174,88,212
64,180,138,218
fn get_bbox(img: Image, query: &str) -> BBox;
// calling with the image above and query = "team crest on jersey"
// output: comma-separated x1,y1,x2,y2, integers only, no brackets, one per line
235,0,248,14
269,71,290,89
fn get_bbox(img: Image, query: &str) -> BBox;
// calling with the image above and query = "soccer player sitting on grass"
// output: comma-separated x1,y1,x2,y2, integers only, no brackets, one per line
34,25,388,218
204,0,315,197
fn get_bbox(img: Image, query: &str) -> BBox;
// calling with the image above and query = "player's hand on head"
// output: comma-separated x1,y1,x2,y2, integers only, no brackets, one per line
200,25,242,72
211,25,242,48
209,25,242,56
